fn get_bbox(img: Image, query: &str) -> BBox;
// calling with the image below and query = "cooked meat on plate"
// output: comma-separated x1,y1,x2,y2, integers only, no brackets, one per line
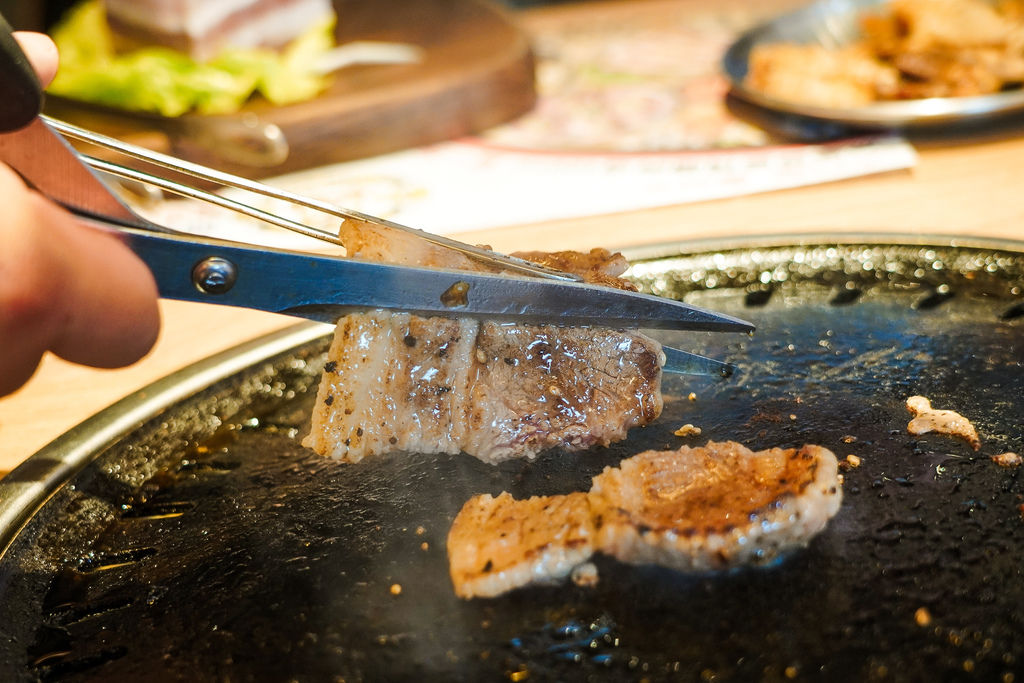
447,441,843,598
745,0,1024,106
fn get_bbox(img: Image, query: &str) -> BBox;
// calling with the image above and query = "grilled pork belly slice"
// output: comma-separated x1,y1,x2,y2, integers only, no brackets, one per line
507,249,639,291
589,441,843,572
446,441,843,598
447,492,596,599
303,314,664,463
339,221,485,272
305,224,665,463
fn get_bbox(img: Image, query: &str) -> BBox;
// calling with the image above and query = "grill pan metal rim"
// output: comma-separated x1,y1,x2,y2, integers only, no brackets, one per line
1,230,1022,560
0,321,330,561
621,230,1024,264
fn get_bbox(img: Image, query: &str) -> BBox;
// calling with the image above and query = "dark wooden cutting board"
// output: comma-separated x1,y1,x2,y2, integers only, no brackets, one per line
44,0,536,177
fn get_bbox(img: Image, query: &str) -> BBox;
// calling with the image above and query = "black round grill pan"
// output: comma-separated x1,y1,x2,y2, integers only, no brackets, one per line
0,236,1022,682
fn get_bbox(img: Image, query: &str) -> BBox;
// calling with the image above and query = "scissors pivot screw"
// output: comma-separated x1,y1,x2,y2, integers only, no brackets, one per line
192,256,237,295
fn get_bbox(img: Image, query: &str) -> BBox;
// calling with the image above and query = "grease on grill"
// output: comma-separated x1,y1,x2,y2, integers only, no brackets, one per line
76,547,158,573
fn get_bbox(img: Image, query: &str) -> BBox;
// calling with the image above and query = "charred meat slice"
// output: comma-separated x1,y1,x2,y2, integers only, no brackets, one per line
446,441,843,598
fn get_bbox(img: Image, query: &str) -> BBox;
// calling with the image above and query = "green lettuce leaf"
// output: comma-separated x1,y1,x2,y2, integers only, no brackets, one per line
49,0,335,117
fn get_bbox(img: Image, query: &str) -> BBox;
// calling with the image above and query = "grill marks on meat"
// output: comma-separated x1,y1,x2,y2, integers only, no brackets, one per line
447,441,843,598
304,314,664,463
305,223,665,463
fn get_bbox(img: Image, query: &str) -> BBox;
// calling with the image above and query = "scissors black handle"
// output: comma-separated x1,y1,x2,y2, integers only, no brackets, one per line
0,12,43,132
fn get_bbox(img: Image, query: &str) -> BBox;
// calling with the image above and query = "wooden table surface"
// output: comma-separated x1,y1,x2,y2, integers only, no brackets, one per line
3,0,1024,476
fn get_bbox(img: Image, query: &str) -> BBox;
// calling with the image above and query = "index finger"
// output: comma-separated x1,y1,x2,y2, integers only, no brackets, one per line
13,31,58,87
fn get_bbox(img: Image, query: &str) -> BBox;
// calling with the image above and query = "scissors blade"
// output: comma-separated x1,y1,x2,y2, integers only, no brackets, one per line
0,117,148,227
661,345,737,377
115,228,754,332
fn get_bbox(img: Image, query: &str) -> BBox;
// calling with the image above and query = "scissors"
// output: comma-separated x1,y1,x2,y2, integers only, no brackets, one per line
0,15,753,376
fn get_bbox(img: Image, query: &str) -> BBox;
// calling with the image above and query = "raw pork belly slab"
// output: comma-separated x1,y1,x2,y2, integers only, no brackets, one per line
103,0,334,59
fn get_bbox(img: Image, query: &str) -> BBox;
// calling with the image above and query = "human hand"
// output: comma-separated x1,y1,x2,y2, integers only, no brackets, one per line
0,32,160,397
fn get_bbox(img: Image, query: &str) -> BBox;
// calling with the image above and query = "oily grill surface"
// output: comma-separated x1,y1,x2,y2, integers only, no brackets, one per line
1,241,1022,682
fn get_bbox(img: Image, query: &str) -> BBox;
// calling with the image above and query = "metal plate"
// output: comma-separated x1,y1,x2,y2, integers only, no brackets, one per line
0,235,1023,682
723,0,1024,131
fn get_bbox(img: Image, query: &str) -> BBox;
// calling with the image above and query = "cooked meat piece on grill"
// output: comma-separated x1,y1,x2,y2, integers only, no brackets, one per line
446,441,843,598
304,313,664,463
304,224,664,463
589,441,843,572
506,248,639,291
339,221,486,272
459,323,663,462
905,395,981,450
339,221,638,289
447,492,596,599
991,452,1022,467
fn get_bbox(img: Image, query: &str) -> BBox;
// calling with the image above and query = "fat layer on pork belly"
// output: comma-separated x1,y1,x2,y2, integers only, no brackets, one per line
446,441,843,598
304,223,665,463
